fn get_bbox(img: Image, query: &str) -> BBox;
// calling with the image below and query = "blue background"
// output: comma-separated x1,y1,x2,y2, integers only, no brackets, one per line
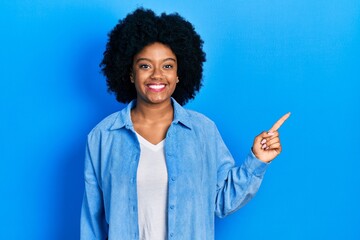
1,0,359,239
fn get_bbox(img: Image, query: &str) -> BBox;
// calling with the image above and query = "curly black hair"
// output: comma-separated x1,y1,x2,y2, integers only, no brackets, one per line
100,8,206,105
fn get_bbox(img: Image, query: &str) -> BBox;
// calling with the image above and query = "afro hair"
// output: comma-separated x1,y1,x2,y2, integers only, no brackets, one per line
100,8,206,105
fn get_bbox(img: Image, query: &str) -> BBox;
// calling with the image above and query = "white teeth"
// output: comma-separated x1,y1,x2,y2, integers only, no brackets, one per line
148,84,165,89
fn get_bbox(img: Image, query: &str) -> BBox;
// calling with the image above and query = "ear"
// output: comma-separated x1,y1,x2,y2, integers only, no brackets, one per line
176,77,179,83
130,73,134,83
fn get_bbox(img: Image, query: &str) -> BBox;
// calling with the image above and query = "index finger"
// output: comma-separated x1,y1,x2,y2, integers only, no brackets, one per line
269,112,291,132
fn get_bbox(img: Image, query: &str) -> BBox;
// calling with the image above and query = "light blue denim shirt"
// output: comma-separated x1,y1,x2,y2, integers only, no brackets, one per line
81,99,269,240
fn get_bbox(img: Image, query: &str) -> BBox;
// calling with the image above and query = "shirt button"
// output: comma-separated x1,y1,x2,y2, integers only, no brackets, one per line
170,233,174,237
171,177,176,181
132,206,136,211
170,205,175,210
130,178,135,183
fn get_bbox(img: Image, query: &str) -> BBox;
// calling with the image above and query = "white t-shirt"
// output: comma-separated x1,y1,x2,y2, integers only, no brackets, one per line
136,133,168,240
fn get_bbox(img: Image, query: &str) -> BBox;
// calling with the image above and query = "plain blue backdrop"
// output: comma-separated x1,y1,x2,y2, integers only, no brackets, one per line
1,0,359,239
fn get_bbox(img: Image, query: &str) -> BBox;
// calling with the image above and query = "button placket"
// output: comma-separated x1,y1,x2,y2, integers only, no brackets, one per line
166,126,178,240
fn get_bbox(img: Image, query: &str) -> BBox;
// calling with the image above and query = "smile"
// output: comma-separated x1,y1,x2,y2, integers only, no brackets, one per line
147,84,166,91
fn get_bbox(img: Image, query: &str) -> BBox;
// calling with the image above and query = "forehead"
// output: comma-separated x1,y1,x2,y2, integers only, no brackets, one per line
134,42,177,60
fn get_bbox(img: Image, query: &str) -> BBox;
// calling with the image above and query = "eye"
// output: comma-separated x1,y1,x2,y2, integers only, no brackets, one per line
163,64,173,69
139,64,151,69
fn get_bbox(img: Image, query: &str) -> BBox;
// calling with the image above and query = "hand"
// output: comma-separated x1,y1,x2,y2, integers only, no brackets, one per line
252,112,291,163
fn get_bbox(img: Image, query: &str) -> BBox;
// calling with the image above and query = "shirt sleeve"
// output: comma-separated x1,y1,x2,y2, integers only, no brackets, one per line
214,125,269,218
80,135,108,239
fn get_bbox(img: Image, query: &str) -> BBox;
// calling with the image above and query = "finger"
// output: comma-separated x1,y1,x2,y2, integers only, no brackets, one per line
261,137,280,150
266,131,279,140
256,131,268,142
266,137,280,147
257,131,274,146
266,142,281,151
269,112,291,132
261,131,278,138
260,131,279,144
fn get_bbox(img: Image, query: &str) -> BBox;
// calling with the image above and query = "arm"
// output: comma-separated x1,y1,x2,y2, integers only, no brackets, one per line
214,125,268,218
215,112,290,217
80,137,108,239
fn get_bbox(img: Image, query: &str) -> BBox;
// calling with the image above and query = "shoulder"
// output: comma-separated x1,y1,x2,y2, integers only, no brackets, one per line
186,109,214,124
180,108,225,150
183,108,218,132
173,99,217,131
87,111,121,138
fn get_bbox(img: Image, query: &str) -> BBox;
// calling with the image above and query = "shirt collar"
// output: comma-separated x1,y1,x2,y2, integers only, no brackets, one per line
109,98,192,131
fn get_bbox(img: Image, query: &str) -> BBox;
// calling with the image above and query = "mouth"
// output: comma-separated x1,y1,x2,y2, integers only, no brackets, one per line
147,84,166,92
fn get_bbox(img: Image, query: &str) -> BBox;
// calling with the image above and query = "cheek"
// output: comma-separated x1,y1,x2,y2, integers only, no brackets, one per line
168,71,178,82
133,72,147,84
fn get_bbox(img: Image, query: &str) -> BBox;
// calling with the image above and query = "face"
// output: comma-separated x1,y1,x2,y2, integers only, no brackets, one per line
131,42,178,106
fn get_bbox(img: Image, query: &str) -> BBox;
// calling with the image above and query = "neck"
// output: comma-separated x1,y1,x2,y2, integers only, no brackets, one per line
131,98,174,123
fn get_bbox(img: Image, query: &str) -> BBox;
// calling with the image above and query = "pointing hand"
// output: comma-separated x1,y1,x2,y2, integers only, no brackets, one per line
252,112,291,163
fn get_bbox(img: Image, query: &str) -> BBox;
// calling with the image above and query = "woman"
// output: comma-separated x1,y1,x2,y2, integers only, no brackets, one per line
80,8,289,240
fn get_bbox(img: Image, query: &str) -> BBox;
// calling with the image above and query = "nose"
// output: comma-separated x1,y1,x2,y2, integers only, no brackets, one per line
151,66,163,79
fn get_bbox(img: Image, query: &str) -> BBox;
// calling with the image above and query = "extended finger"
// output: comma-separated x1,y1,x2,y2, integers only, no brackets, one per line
269,112,291,132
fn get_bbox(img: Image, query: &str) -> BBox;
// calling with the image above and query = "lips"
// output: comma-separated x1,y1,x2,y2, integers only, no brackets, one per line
147,84,166,91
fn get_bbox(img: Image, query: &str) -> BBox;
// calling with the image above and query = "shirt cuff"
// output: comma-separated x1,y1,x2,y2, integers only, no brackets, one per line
243,149,270,177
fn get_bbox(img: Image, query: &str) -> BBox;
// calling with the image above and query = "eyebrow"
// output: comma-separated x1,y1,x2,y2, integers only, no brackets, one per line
135,57,177,63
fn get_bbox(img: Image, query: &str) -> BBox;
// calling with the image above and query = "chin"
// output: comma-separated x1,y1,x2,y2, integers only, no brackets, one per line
143,95,172,104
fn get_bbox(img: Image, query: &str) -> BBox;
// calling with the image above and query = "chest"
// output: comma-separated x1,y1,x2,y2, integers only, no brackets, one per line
101,126,216,191
133,121,171,145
